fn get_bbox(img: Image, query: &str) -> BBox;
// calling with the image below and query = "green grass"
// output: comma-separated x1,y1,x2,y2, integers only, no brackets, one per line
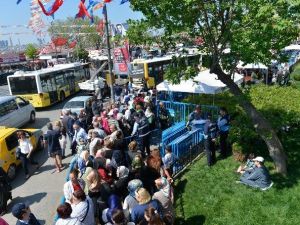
174,127,300,225
290,62,300,89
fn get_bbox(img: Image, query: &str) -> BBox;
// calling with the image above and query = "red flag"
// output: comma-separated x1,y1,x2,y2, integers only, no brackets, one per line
52,37,68,46
38,0,63,16
76,1,92,19
69,40,77,48
104,0,112,2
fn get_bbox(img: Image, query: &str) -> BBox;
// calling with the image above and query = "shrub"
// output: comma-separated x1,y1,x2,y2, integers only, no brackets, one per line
183,84,300,159
293,73,300,81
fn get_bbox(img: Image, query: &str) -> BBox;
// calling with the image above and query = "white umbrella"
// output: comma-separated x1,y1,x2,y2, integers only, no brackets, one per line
193,70,243,94
237,62,268,69
156,79,204,93
284,44,300,51
156,70,243,94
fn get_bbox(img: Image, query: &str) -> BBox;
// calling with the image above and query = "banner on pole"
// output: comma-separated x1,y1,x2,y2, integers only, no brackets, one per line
113,45,130,75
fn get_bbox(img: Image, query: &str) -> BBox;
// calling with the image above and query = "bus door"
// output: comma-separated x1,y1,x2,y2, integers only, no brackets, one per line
40,74,59,104
48,76,58,103
66,70,76,94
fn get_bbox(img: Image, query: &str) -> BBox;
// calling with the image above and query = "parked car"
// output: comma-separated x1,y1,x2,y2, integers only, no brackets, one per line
62,96,93,115
0,96,36,128
0,127,43,180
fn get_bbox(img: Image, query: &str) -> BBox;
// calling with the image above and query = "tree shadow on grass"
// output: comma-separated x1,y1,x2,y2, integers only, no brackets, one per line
270,126,300,190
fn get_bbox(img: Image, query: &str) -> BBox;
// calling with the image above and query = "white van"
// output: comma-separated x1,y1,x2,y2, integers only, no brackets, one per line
115,74,129,86
0,96,36,128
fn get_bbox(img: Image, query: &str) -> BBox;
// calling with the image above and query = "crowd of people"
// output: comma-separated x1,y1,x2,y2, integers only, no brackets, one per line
14,87,174,225
0,82,275,225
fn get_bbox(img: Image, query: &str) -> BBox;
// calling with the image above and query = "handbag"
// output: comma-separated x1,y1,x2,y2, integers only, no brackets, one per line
15,147,21,160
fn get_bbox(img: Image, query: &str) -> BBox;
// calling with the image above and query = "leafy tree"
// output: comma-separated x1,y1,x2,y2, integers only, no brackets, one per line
48,17,103,50
130,0,300,175
126,19,156,47
74,47,89,61
25,44,38,61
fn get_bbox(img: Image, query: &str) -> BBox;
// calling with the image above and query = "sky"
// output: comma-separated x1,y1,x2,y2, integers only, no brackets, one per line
0,0,142,45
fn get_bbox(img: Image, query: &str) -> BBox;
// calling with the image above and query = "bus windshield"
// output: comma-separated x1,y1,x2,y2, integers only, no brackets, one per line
9,76,38,95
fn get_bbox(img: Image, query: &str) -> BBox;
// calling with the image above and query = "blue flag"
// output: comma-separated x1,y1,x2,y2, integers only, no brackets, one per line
120,0,129,4
102,4,107,15
16,0,22,4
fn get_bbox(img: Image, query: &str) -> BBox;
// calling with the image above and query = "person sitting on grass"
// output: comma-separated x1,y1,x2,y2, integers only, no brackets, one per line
238,156,273,190
236,153,256,174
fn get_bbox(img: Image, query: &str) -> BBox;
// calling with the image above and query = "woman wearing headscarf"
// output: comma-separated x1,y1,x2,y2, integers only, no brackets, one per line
100,111,111,135
112,166,129,199
89,130,103,157
123,179,143,214
102,195,124,224
153,177,175,224
77,151,90,176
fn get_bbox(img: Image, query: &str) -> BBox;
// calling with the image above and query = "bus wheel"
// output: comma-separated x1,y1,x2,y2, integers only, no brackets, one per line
7,164,17,180
30,111,36,123
60,91,65,101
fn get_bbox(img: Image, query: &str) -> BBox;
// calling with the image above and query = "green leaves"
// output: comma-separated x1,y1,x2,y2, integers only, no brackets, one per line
129,0,300,69
25,44,38,60
48,17,103,50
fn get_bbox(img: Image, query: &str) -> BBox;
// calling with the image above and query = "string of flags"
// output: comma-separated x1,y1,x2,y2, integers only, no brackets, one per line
15,0,130,39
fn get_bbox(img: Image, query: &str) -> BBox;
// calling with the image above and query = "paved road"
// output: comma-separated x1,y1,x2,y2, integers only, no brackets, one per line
0,84,10,96
0,88,104,224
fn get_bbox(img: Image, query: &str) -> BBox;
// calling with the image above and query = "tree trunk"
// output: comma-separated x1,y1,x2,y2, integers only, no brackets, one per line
211,65,287,175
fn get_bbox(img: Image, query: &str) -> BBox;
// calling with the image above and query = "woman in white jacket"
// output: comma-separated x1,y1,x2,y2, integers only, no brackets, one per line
56,202,82,225
64,169,85,203
70,190,95,225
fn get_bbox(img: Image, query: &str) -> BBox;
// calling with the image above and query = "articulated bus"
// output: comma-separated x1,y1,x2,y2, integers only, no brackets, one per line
130,53,203,88
7,62,90,108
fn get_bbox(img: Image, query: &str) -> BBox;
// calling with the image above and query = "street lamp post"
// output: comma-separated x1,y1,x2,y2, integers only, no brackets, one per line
103,5,115,103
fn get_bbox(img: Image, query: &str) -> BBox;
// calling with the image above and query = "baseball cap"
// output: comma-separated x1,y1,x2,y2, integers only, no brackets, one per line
12,202,29,218
253,156,264,162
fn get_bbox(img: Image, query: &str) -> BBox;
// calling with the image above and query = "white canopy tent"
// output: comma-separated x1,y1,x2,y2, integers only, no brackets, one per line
156,70,243,94
237,62,268,70
284,44,300,51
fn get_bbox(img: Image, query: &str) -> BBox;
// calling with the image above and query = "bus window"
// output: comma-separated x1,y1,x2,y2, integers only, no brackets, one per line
40,74,56,92
55,73,65,89
74,68,85,82
9,76,38,95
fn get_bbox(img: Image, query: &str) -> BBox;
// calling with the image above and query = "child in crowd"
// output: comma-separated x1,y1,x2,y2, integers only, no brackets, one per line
237,153,256,174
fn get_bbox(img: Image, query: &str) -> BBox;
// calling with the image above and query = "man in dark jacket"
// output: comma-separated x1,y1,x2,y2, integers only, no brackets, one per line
12,202,40,225
132,112,151,157
204,113,217,166
43,123,64,173
158,102,170,130
0,167,12,216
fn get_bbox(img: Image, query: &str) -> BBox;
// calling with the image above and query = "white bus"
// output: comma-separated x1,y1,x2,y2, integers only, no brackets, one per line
7,62,90,108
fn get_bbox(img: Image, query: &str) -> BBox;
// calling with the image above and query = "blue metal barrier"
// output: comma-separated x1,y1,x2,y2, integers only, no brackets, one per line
157,100,219,123
167,128,204,174
161,122,187,153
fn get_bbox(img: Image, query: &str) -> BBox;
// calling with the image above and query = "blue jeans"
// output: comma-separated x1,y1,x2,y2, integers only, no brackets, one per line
19,153,29,175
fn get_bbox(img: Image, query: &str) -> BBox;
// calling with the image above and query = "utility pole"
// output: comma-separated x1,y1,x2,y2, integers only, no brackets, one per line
103,4,115,103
